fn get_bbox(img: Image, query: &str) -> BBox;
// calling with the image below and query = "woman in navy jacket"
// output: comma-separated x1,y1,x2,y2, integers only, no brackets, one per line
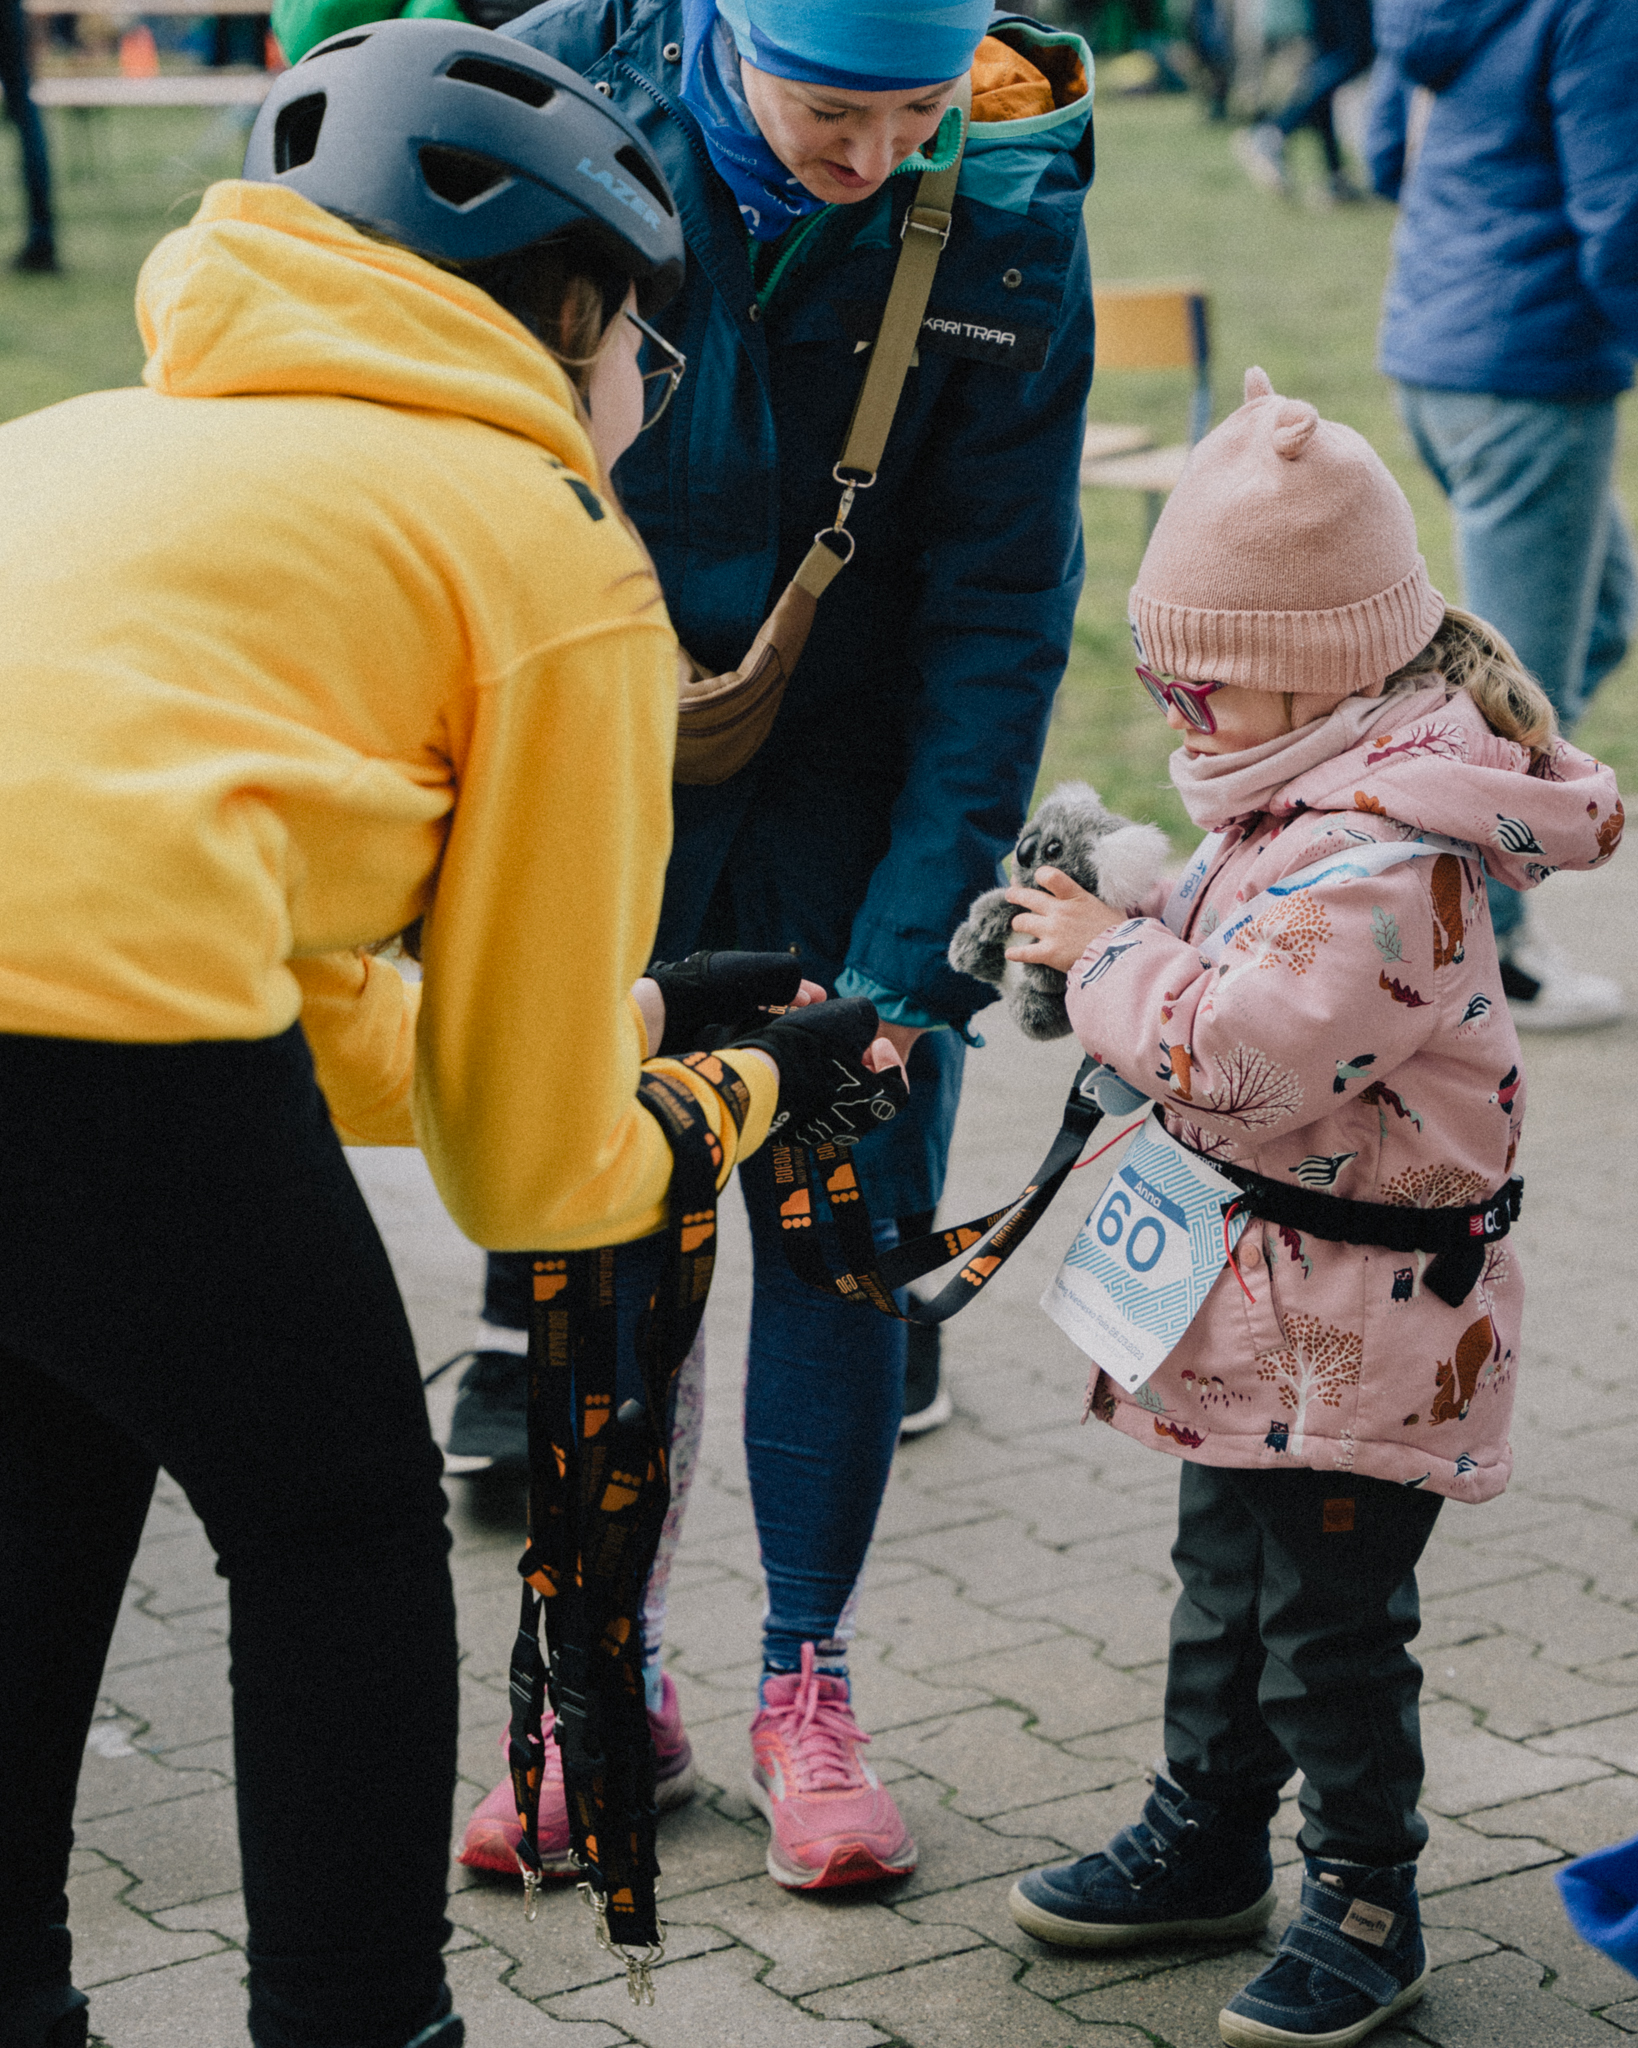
463,0,1096,1890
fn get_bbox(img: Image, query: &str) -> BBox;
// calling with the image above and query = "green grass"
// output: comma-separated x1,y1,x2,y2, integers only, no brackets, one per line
0,107,247,417
2,94,1633,839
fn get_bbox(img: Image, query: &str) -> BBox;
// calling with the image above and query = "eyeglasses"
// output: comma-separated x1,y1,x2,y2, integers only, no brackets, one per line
1136,663,1225,734
626,309,686,431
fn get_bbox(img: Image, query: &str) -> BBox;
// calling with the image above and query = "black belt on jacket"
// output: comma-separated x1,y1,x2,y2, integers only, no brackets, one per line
1208,1159,1523,1309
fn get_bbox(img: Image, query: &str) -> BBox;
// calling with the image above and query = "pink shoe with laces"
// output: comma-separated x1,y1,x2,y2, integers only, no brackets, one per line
456,1672,696,1879
747,1643,917,1889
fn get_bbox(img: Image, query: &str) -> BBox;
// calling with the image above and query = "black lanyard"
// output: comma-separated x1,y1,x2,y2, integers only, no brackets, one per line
505,1057,744,1996
773,1055,1107,1320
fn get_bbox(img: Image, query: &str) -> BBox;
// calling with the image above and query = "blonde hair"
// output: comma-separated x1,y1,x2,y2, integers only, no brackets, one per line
1384,606,1558,759
451,251,614,395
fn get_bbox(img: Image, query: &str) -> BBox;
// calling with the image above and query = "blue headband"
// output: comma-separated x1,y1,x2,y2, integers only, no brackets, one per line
716,0,991,90
678,0,823,239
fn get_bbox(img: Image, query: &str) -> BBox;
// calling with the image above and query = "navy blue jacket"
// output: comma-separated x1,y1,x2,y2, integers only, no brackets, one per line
1368,0,1638,401
506,0,1095,1025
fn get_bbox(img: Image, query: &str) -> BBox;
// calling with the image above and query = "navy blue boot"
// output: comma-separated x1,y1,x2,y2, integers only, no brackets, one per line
1218,1854,1428,2046
1008,1771,1276,1950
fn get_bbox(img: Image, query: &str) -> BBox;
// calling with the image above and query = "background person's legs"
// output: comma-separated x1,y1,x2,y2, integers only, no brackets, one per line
0,0,57,269
1396,383,1632,1021
639,1327,707,1692
1580,490,1638,713
1272,0,1374,167
1237,0,1372,196
0,1029,459,2048
1397,387,1627,740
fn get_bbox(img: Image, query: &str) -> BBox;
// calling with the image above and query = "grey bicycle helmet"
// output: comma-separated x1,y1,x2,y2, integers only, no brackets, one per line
243,18,684,313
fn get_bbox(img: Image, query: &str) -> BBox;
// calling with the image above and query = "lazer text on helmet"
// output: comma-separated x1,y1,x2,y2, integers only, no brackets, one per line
577,158,662,232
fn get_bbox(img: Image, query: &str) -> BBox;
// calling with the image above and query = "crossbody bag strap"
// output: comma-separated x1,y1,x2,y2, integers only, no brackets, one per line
793,75,973,602
674,82,971,784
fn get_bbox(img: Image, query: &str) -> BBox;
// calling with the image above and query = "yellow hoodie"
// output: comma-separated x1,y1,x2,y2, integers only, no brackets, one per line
0,180,774,1250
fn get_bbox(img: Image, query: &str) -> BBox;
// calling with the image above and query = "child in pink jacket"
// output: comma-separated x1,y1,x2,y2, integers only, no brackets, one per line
1003,369,1623,2048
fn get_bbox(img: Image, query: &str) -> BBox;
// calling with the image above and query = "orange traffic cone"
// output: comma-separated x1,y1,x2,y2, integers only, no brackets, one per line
119,24,160,76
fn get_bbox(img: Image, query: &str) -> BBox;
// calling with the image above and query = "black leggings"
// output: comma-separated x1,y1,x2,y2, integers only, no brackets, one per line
0,1028,458,2048
1163,1463,1442,1866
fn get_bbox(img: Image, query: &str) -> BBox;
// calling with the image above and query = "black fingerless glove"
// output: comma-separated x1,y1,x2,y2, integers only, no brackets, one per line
729,997,908,1147
648,950,806,1057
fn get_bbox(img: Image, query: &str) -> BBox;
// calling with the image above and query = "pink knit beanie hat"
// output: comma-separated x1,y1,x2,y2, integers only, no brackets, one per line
1129,367,1445,699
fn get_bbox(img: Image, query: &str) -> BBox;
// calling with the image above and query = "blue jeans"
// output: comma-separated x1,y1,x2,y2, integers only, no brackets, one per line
739,1150,905,1672
1396,383,1638,940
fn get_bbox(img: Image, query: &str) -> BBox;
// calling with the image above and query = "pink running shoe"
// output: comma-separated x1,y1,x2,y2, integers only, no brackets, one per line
456,1673,696,1879
748,1643,917,1890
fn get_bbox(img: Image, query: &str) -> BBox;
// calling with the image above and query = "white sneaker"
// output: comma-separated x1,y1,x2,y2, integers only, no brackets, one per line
1233,123,1289,195
1500,934,1624,1032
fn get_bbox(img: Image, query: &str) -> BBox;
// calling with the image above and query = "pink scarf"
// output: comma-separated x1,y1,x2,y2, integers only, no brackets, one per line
1169,686,1449,829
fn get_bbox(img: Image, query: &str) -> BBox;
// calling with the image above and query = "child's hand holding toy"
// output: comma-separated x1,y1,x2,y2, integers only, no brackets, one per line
947,782,1169,1038
1003,866,1127,974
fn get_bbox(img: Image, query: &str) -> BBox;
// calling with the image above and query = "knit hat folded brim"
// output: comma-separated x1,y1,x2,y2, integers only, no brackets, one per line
1130,366,1448,699
1131,559,1446,698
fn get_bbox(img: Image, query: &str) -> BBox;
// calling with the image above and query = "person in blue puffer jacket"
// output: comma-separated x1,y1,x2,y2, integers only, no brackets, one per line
438,0,1093,1894
1367,0,1638,1032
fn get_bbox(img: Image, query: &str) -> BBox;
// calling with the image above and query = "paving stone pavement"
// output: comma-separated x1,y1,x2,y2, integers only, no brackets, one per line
68,858,1638,2045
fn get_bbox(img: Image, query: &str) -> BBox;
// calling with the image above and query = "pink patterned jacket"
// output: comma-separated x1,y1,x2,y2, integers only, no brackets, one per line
1065,686,1623,1502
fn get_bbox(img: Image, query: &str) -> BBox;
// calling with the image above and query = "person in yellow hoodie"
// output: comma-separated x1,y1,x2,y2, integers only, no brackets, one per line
0,23,906,2048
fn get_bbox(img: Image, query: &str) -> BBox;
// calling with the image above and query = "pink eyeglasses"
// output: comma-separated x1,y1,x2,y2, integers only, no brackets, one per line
1136,663,1225,734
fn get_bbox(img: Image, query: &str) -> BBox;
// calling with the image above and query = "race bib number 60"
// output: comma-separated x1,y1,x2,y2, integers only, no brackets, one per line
1088,1172,1194,1288
1043,1117,1246,1392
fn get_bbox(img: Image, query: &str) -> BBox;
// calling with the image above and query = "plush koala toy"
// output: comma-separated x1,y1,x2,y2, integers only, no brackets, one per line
948,781,1171,1040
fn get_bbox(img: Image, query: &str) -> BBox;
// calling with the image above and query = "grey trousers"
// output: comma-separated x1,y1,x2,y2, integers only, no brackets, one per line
1163,1463,1443,1866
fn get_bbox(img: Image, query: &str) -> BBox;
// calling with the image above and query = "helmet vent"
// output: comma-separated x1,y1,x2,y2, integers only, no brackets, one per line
273,93,326,172
445,55,553,107
305,31,369,57
614,143,673,216
419,144,514,208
